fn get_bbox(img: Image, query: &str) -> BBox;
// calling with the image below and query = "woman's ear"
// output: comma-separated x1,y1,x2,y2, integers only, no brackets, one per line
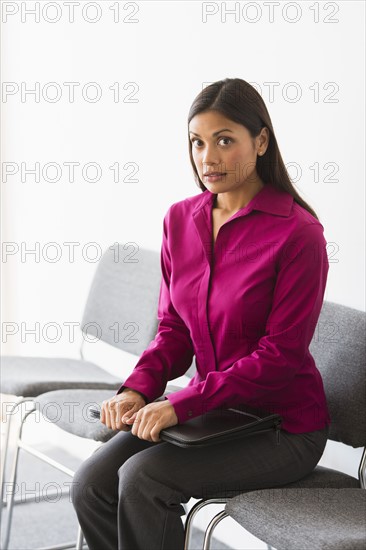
258,127,269,153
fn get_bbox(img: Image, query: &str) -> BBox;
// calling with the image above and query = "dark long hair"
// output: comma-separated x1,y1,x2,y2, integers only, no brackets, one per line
188,78,319,221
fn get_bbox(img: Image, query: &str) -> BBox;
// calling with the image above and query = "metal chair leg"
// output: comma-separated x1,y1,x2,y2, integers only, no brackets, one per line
203,510,228,550
183,498,229,550
358,447,366,489
2,403,37,549
2,403,79,549
75,524,84,550
1,399,14,486
2,398,71,508
1,397,34,511
1,400,15,514
37,541,86,550
1,398,100,550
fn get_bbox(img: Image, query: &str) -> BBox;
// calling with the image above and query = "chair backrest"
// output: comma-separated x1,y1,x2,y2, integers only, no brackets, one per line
309,300,366,448
81,244,162,356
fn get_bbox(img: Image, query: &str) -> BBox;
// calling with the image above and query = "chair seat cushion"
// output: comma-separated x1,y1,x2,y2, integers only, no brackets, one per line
188,465,359,500
226,488,366,550
35,385,186,442
283,464,360,489
36,389,120,442
1,356,121,396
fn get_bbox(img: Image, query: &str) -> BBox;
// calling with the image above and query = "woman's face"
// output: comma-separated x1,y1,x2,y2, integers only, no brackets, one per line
189,110,268,193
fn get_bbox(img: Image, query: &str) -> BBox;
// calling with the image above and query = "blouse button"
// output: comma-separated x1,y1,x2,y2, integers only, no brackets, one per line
188,410,193,417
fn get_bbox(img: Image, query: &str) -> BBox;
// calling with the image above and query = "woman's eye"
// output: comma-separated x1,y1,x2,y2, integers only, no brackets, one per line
191,137,232,147
191,138,209,147
218,137,232,146
191,138,202,146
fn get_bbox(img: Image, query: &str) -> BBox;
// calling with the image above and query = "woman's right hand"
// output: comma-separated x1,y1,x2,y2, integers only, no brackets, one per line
100,388,146,431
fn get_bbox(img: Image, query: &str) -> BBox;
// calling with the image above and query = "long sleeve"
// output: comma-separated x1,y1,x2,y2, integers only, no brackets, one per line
166,222,330,425
116,209,195,401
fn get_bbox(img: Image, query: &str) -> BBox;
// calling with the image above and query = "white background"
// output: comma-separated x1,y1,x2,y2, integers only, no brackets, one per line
1,1,365,548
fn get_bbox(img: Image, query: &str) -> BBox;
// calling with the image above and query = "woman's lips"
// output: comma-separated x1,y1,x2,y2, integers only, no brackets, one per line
204,173,227,182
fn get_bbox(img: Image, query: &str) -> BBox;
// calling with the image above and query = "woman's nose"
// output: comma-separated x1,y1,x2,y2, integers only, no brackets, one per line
202,146,221,165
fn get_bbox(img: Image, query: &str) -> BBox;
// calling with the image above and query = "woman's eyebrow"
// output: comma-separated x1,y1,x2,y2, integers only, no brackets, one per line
189,128,234,137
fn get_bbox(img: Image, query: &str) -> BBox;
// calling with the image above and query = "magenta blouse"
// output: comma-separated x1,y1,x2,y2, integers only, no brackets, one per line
117,182,331,433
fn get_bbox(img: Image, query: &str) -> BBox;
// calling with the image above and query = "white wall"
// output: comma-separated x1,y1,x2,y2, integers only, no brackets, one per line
1,1,365,548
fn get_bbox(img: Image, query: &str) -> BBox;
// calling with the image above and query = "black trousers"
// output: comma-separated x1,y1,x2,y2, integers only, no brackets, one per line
71,424,329,550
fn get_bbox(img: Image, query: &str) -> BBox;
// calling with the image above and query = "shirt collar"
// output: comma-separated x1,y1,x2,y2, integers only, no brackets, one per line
193,181,294,219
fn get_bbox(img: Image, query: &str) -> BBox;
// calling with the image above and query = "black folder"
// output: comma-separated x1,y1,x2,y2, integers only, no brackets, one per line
159,406,282,448
89,403,282,448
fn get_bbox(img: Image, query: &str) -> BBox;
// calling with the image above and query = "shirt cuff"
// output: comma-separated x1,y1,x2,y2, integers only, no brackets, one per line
164,385,207,424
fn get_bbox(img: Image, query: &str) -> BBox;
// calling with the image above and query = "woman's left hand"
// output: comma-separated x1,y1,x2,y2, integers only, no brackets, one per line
122,400,178,443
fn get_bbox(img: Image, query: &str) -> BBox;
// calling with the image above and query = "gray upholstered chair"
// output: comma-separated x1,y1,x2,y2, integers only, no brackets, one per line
0,244,170,549
2,385,188,550
194,301,366,550
0,362,121,528
225,488,366,550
